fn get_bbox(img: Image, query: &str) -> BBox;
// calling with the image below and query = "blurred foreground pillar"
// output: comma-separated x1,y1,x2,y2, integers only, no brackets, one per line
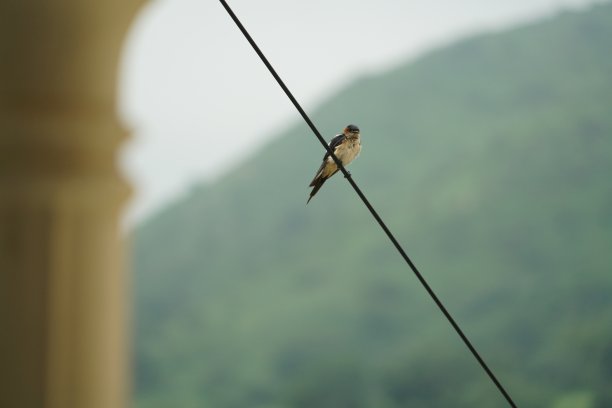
0,1,142,407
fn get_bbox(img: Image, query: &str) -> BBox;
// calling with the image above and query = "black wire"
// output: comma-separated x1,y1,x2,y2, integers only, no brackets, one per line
218,1,518,407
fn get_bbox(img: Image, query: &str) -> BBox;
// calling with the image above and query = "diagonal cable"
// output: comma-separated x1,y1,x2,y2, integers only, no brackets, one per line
218,1,518,406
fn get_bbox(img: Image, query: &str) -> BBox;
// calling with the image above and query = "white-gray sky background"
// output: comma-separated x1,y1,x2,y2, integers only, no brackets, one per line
119,0,598,226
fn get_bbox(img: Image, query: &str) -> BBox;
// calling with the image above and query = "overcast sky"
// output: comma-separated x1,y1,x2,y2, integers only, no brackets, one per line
119,0,598,226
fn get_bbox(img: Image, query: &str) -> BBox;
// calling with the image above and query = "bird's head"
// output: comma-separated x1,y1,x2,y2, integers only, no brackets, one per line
344,124,360,137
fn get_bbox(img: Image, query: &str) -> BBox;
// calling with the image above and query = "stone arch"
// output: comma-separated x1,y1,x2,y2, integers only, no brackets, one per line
0,1,145,407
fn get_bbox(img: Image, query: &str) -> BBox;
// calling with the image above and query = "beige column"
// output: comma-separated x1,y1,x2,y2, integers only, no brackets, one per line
0,1,143,407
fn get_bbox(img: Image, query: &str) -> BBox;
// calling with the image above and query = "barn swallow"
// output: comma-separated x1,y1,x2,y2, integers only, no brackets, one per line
307,124,361,203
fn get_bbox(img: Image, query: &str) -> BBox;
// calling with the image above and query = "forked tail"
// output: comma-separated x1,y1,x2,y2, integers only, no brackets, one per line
307,176,327,204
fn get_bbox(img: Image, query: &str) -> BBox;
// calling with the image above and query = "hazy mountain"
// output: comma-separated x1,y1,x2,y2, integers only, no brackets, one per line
133,3,612,407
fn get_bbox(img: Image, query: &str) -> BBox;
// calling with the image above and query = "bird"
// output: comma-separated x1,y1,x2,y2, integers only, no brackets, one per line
307,124,361,203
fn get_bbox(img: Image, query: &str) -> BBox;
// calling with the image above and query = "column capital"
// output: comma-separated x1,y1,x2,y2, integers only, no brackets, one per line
0,0,145,205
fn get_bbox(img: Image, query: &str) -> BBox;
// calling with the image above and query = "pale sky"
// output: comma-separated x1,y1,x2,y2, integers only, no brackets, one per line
118,0,597,226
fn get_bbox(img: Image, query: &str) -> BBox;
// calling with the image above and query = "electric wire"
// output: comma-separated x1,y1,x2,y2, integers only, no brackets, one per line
218,1,518,406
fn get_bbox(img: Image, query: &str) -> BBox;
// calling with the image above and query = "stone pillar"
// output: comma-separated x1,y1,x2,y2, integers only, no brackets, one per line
0,1,142,407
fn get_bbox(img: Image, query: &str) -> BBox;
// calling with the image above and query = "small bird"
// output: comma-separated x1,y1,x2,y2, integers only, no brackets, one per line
307,124,361,203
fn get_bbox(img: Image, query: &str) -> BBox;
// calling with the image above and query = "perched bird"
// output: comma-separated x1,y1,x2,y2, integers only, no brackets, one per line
307,124,361,203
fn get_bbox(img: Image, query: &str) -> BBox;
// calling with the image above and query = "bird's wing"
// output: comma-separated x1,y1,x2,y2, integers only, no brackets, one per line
323,134,345,162
309,134,345,186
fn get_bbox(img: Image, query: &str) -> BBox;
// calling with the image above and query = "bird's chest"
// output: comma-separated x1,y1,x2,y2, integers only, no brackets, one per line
334,138,361,165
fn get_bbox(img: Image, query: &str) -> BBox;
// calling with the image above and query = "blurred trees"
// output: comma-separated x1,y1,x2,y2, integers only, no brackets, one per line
133,3,612,407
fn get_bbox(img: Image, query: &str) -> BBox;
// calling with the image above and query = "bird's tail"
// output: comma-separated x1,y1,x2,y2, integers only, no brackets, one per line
307,176,327,204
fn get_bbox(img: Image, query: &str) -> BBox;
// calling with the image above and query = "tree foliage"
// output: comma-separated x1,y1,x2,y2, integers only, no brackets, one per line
134,4,612,407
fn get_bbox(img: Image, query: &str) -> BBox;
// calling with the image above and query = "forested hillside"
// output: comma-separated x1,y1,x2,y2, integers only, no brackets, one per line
134,3,612,407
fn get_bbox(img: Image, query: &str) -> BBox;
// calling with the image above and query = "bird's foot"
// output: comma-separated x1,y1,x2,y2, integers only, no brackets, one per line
344,171,352,178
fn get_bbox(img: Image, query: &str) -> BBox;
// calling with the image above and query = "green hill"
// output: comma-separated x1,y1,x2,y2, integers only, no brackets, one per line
133,4,612,407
